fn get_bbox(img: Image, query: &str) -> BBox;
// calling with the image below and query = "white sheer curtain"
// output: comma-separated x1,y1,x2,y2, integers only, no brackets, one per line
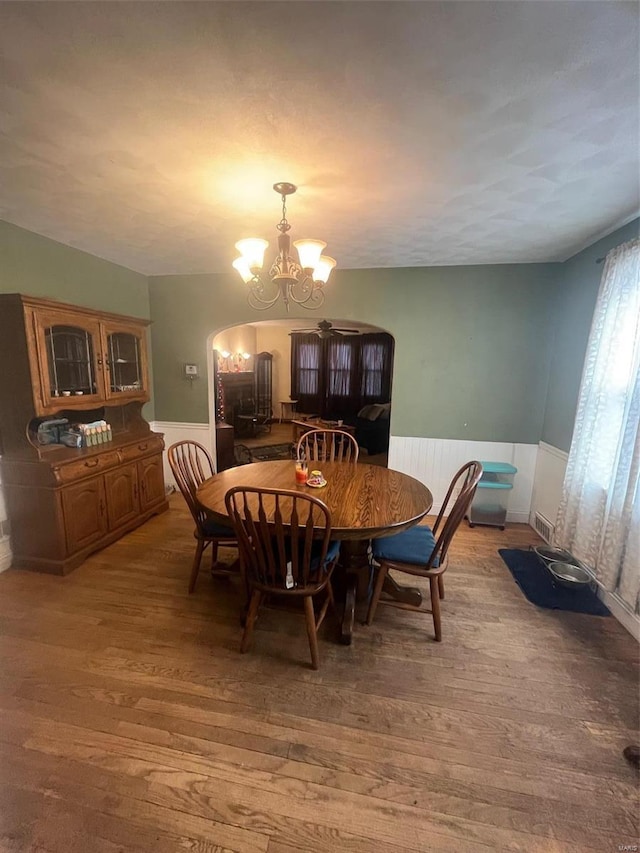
555,238,640,614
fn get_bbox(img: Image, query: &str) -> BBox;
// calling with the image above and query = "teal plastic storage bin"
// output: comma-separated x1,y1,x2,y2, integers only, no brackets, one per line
468,462,517,530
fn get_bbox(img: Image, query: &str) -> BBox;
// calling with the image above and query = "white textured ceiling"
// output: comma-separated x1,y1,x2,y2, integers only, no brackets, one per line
0,2,638,275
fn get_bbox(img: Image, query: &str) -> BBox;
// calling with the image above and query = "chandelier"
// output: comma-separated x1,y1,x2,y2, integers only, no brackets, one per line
232,182,336,311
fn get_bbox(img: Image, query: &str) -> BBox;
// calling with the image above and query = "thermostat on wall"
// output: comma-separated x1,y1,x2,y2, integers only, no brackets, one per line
184,363,199,379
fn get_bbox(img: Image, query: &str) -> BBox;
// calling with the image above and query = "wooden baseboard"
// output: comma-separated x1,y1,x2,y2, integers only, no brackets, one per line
0,537,11,574
597,587,640,642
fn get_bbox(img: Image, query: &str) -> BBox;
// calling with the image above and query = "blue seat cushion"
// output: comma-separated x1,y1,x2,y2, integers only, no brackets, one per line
286,538,340,571
311,538,340,571
202,517,235,537
372,525,439,567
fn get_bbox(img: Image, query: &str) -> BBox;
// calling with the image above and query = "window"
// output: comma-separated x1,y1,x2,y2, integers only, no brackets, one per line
360,340,386,399
328,340,353,397
297,340,320,396
291,332,394,419
555,237,639,612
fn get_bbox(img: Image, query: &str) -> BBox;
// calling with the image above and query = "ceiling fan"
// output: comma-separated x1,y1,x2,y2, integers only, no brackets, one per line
290,320,361,340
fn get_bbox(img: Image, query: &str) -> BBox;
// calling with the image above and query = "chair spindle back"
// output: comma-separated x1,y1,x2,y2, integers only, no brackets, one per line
296,429,359,464
168,440,215,532
427,461,483,568
225,487,333,593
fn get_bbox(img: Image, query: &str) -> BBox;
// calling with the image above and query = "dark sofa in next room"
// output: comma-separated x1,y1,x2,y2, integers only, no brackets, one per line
351,403,391,455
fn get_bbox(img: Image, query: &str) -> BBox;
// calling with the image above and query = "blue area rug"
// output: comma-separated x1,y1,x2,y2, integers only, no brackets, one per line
498,549,610,616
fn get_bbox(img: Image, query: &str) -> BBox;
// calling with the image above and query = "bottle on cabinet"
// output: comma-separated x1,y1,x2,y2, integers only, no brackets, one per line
78,420,113,447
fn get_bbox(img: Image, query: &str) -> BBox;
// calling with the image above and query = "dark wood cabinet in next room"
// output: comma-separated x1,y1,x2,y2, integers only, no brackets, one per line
215,422,236,472
0,293,169,575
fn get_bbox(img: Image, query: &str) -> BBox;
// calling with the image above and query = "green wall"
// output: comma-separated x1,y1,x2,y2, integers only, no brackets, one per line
148,263,560,443
541,218,639,453
1,220,150,316
0,219,154,418
5,214,636,451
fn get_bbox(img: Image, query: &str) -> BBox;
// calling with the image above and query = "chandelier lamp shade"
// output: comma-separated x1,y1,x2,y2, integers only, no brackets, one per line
232,182,336,311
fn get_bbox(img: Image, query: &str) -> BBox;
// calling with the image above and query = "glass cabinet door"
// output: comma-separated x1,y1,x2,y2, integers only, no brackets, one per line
28,308,148,414
254,352,273,420
45,325,98,397
103,325,148,400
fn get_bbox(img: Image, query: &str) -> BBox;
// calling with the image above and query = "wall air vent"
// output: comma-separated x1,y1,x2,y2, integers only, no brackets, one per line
534,512,554,544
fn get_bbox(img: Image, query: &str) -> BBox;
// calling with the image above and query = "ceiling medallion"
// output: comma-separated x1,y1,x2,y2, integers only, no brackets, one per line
232,182,336,311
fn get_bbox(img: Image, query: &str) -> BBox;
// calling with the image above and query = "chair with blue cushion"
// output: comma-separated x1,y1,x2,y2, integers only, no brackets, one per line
366,461,483,641
168,440,237,593
225,486,340,669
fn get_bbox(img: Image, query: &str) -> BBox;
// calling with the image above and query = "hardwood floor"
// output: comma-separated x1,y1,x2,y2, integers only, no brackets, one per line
0,496,638,852
238,421,294,449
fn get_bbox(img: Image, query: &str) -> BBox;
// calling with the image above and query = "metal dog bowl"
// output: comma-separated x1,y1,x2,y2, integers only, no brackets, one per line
547,561,593,589
534,545,578,567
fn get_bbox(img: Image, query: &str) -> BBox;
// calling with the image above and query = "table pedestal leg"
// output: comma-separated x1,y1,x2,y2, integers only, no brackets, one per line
341,578,357,645
336,542,425,643
382,573,423,607
337,541,371,646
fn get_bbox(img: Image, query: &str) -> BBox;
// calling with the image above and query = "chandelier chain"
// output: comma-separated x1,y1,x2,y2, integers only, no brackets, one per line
277,193,291,234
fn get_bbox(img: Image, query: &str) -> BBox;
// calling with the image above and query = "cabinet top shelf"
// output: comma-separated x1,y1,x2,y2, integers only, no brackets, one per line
5,293,151,328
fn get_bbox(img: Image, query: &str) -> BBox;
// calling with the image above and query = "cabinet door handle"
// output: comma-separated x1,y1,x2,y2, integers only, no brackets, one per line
133,482,138,500
99,499,105,516
84,459,100,468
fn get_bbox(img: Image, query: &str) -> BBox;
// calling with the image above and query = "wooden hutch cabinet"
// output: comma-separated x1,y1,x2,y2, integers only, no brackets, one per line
0,294,168,575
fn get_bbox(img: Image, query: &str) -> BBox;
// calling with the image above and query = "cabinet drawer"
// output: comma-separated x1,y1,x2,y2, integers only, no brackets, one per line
54,451,120,484
120,436,163,463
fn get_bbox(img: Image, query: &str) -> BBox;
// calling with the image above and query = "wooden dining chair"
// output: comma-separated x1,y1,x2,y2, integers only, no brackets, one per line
296,428,359,464
225,486,340,669
233,443,254,466
168,440,237,593
365,461,483,641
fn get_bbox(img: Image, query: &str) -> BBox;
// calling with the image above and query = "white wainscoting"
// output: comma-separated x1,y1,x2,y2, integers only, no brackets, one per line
156,426,539,520
0,538,10,574
388,436,537,522
599,590,640,642
151,421,211,488
529,441,568,532
0,465,11,573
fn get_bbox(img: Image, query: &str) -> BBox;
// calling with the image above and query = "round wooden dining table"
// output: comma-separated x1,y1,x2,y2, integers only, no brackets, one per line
196,459,433,644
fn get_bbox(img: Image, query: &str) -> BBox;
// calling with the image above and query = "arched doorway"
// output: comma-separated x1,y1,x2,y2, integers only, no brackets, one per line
207,319,395,469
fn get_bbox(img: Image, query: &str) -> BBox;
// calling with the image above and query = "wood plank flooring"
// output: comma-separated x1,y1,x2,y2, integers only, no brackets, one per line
0,495,638,852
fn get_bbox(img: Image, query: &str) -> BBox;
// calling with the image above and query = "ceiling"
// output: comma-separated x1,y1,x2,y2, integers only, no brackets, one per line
0,2,638,275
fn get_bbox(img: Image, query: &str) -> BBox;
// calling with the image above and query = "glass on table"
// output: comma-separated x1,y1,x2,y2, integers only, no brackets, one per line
295,459,308,484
